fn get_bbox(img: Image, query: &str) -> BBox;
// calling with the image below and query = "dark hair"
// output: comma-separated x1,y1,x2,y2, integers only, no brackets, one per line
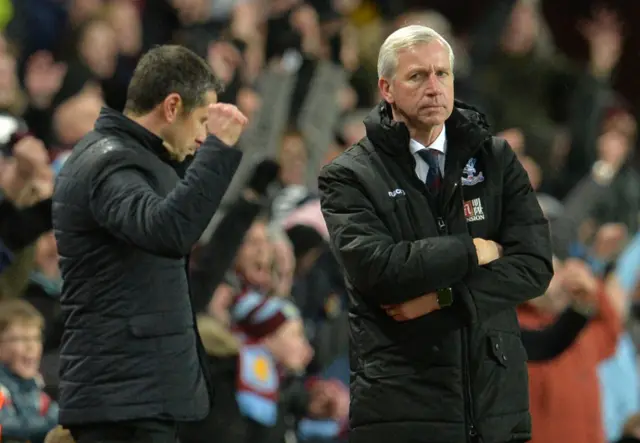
124,45,224,116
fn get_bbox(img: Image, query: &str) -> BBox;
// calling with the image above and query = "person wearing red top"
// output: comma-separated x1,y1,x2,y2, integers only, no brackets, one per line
518,258,622,443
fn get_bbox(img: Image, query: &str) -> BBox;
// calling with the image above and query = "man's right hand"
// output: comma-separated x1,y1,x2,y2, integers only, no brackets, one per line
473,238,503,266
207,103,248,147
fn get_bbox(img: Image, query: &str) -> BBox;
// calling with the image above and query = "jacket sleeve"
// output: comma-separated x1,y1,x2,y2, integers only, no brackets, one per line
89,135,242,258
461,143,554,322
319,161,479,306
520,307,589,362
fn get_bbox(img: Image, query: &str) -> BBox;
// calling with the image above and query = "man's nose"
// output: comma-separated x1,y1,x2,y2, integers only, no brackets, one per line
195,130,206,146
424,74,440,95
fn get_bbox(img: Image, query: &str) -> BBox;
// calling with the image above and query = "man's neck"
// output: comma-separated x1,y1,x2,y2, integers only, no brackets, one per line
411,125,444,147
124,111,163,138
124,111,178,158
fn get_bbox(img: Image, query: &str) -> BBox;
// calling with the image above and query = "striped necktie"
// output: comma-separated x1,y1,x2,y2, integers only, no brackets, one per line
417,149,442,193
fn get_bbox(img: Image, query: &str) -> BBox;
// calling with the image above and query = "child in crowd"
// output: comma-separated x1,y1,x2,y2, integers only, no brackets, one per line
180,292,348,443
0,299,58,443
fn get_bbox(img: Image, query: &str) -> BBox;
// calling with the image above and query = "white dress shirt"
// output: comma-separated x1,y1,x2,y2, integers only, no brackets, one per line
409,126,447,183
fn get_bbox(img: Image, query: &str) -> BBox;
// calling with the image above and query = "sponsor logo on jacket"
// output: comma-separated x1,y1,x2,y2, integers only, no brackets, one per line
463,198,485,222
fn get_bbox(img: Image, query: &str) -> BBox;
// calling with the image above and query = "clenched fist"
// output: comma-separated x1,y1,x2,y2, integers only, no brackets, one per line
207,103,248,147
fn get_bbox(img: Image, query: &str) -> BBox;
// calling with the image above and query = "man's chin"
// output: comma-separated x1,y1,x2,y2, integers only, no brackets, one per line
417,116,446,128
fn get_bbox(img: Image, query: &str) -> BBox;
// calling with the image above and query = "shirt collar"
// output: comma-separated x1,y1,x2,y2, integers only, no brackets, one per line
409,126,447,156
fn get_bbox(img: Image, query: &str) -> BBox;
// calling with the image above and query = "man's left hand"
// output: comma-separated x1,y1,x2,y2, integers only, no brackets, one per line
382,293,439,322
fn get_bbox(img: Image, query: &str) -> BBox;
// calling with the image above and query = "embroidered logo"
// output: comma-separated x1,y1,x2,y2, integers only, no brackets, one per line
388,189,406,198
463,198,485,222
462,158,484,186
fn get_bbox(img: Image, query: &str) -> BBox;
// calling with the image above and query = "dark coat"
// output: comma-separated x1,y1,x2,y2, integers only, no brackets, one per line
319,101,553,443
52,107,242,425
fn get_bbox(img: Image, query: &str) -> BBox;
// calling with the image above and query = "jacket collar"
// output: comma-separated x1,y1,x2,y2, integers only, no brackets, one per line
363,100,491,164
93,107,185,172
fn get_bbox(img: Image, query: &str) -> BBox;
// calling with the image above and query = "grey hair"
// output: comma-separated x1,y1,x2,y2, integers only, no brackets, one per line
377,25,455,79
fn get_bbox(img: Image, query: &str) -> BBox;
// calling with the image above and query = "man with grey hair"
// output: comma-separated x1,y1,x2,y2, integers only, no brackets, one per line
319,25,553,443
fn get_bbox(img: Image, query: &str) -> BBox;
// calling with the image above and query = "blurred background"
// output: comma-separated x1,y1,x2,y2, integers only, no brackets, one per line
0,0,639,442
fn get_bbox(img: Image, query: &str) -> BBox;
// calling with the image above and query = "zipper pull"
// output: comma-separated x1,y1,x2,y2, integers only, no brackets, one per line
437,217,447,234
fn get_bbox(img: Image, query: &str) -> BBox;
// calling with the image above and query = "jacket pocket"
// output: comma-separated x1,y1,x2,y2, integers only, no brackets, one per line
476,331,529,419
128,310,194,338
487,332,509,368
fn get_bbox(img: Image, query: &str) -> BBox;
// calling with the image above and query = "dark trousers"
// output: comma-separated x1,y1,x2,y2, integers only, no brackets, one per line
69,419,179,443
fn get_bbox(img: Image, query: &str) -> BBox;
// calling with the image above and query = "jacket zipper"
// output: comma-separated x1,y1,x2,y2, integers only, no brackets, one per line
462,328,478,442
418,137,489,442
435,201,478,443
440,175,479,443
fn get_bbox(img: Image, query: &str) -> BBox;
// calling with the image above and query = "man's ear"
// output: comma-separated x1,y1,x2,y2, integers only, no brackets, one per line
162,93,182,124
378,78,394,104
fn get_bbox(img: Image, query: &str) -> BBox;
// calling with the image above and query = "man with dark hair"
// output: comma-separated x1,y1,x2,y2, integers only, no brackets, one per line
52,44,247,443
123,45,225,118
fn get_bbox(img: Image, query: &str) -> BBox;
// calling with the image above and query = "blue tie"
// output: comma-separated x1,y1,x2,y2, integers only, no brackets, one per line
417,149,442,193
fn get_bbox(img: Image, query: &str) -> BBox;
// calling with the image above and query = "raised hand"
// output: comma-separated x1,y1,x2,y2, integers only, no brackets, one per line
579,8,623,78
207,103,248,147
0,135,53,204
24,51,67,108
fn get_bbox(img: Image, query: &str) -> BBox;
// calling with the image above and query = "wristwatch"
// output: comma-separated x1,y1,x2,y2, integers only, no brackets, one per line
437,287,454,308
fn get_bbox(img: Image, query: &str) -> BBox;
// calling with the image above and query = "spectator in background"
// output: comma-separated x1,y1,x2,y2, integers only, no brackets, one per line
0,298,58,443
189,158,281,314
0,130,53,300
519,258,622,443
600,231,640,441
271,129,313,225
184,291,346,443
207,218,274,325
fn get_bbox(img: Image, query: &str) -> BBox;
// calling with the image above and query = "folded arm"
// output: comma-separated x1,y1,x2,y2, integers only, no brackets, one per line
319,162,478,306
461,142,554,322
90,135,242,258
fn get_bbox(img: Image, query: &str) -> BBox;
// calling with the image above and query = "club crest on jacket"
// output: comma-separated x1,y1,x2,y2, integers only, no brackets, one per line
462,158,484,186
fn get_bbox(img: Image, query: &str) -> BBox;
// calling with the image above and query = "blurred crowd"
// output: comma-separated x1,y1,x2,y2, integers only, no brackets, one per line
0,0,638,442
